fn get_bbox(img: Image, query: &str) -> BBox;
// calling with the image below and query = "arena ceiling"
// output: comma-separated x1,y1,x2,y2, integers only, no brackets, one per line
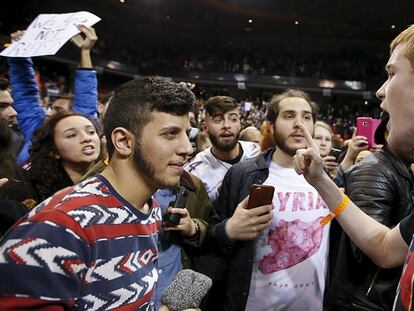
4,0,414,56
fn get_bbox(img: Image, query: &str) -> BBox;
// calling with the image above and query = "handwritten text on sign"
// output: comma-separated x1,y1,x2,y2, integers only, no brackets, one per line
0,11,101,57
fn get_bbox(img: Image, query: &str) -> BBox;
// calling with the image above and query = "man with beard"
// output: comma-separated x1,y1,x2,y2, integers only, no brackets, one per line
184,96,259,310
0,78,17,127
185,96,260,204
0,76,195,310
209,89,330,311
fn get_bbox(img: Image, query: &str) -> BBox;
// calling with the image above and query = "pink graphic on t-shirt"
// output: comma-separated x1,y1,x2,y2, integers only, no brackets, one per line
258,217,324,274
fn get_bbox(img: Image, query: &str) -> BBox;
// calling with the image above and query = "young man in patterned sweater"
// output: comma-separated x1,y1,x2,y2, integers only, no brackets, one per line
0,76,195,310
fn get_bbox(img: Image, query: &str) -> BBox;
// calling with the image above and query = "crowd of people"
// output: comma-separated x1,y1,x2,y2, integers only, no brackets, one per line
0,20,414,311
134,53,385,82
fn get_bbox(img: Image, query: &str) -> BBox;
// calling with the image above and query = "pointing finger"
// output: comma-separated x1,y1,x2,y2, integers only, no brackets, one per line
298,123,318,151
352,127,357,139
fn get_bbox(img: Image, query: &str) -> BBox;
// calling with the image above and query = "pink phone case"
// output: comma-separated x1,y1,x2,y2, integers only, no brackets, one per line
356,117,381,147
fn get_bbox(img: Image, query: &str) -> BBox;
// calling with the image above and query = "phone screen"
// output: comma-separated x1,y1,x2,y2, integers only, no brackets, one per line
330,148,341,162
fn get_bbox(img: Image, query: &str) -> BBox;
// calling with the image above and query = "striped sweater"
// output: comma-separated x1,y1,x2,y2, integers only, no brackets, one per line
0,175,161,310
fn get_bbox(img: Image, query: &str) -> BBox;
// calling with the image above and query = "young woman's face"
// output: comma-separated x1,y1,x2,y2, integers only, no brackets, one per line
313,126,332,157
54,115,100,165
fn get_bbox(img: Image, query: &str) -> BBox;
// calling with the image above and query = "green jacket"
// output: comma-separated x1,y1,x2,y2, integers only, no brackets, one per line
179,170,215,268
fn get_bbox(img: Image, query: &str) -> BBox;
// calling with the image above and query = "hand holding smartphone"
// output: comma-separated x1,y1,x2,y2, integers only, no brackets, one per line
164,186,189,226
226,184,274,240
356,117,381,148
329,148,342,162
247,184,275,209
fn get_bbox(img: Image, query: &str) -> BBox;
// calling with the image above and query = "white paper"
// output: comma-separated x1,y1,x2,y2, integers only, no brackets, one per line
1,11,101,57
237,81,246,90
244,101,252,111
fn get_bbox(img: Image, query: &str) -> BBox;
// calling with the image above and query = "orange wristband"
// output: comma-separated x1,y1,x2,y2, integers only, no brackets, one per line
320,195,350,227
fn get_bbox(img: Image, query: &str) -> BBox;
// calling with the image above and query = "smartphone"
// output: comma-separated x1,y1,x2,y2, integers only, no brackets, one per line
164,186,189,226
356,117,381,147
247,184,275,209
330,148,341,162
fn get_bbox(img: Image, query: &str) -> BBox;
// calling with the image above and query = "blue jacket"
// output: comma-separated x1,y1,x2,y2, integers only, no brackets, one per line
8,57,98,165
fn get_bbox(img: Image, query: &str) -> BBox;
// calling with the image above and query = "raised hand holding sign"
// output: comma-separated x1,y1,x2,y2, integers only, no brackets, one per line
1,11,100,57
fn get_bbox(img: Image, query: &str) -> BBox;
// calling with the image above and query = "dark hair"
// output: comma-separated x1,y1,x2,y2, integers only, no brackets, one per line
29,111,98,200
204,96,237,117
0,78,9,91
0,117,20,180
0,117,38,205
266,89,318,124
51,93,74,110
104,76,195,158
99,91,114,107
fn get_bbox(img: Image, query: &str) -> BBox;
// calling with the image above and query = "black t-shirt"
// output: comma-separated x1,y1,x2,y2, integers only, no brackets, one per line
0,199,28,237
394,213,414,310
399,212,414,245
222,143,244,165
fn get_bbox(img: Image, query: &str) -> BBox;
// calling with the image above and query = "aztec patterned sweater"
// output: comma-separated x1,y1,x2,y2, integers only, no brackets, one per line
0,175,161,310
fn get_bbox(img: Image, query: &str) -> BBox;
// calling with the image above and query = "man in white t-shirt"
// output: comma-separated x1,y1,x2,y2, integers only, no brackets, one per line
210,89,330,311
185,96,260,204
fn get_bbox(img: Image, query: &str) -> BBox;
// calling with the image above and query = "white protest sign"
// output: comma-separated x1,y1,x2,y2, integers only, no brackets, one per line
244,101,252,111
1,11,101,57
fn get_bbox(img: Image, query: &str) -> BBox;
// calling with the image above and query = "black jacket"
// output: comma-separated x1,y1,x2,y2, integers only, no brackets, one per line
325,146,414,311
208,148,274,310
207,148,343,311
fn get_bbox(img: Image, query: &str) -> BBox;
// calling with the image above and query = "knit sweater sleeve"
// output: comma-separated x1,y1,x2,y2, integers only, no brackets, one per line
0,208,90,309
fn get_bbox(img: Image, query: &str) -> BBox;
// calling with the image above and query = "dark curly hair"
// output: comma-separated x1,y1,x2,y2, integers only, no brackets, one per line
28,111,99,200
0,117,20,180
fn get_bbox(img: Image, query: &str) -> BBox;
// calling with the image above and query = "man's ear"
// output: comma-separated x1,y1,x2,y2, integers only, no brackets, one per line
201,121,208,132
111,127,134,157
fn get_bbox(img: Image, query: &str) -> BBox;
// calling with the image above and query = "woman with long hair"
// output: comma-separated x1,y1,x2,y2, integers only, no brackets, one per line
28,111,101,201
